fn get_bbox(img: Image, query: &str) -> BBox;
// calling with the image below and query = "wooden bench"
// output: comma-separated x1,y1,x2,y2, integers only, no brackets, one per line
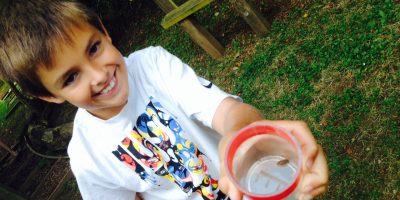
153,0,270,60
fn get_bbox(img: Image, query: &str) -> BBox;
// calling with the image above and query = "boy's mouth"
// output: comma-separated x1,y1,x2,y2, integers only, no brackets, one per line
95,70,118,97
100,76,116,95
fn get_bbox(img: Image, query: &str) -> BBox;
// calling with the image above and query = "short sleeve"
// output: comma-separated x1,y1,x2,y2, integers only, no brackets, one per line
145,46,241,127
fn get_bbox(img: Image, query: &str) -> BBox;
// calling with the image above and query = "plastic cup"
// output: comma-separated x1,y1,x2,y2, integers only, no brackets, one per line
225,124,302,200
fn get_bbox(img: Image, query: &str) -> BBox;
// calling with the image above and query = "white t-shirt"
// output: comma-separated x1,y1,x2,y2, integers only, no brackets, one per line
68,46,238,200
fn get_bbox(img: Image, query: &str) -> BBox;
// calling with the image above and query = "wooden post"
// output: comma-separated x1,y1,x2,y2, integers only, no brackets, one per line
230,0,270,36
179,18,224,60
153,0,224,60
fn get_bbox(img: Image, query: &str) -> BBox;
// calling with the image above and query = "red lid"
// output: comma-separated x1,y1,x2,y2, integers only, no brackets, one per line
225,124,302,200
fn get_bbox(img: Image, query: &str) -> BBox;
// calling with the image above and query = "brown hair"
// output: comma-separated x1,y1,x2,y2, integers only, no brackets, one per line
0,0,105,96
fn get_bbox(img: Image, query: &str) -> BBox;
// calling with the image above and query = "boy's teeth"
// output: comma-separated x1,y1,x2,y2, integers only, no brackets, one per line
100,77,116,94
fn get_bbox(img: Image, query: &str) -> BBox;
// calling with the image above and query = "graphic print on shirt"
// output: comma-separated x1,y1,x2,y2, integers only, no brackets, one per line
112,97,227,200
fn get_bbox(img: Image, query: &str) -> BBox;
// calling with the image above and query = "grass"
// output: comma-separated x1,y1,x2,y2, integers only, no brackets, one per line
104,0,399,199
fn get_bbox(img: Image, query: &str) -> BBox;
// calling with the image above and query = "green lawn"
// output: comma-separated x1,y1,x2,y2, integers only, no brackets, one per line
103,0,399,199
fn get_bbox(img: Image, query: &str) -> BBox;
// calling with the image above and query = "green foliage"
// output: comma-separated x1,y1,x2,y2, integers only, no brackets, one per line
0,83,16,121
0,97,19,121
0,101,8,120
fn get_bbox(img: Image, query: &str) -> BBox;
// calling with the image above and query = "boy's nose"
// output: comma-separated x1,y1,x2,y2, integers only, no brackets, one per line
88,65,108,86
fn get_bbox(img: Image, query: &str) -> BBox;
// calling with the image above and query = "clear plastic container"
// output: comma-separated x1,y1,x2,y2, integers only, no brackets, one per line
225,124,302,200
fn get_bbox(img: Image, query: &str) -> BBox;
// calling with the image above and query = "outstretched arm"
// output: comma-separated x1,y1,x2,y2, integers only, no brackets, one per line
212,97,328,200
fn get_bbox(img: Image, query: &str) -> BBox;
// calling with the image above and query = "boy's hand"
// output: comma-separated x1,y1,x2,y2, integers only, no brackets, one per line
251,120,329,199
213,98,328,199
218,161,243,200
218,121,328,200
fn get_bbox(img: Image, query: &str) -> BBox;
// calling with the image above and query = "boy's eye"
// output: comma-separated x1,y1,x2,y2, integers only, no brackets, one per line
64,72,78,87
89,41,101,56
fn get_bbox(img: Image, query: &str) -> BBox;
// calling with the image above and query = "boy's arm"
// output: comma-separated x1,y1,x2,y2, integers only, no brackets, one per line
212,97,328,200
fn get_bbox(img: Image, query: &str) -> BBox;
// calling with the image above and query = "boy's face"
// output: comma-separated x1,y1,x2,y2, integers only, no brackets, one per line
37,23,129,120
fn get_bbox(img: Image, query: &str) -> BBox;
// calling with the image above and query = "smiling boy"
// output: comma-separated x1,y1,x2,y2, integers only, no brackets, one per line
0,1,328,200
37,23,129,119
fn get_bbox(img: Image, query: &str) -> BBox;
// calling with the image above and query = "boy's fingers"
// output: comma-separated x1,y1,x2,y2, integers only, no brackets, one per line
310,185,328,197
258,120,319,168
218,177,242,200
246,120,328,198
301,146,328,195
310,145,328,183
218,176,229,196
227,187,242,200
291,122,319,169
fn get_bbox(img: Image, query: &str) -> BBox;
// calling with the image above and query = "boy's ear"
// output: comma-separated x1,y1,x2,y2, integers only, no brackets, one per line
37,96,65,104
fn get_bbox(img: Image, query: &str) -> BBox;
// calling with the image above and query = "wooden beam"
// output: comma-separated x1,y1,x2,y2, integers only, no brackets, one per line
180,18,224,60
230,0,270,36
161,0,214,29
153,0,224,59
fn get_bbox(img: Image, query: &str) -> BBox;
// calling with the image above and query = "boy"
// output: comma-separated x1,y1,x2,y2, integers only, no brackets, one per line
0,1,328,199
